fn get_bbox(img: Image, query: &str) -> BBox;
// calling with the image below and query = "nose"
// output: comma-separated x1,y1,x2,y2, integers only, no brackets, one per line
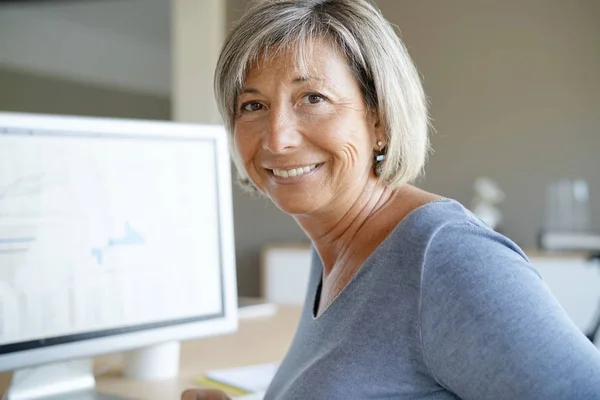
262,105,301,153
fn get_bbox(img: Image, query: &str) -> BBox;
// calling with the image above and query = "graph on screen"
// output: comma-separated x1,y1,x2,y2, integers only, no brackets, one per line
0,130,223,346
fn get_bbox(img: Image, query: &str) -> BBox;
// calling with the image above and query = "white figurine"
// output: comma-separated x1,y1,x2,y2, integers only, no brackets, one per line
471,177,505,230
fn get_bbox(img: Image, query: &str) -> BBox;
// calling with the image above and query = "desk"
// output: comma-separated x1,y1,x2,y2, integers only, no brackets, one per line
0,306,302,400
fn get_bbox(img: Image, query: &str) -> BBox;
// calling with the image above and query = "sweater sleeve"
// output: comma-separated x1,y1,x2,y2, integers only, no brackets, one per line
420,221,600,400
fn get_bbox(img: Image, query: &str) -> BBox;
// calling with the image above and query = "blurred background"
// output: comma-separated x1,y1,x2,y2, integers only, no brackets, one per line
0,0,598,297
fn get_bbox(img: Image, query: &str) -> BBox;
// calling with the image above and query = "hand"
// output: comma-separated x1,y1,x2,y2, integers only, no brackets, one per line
181,388,232,400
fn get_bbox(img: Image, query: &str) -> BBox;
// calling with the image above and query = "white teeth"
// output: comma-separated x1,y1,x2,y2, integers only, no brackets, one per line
273,164,317,178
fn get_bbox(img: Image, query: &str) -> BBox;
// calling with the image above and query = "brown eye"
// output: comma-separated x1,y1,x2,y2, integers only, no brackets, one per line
241,102,264,112
306,94,325,104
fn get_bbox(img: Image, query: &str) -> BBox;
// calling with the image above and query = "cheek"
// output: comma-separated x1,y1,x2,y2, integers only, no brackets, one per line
233,129,258,165
319,120,373,163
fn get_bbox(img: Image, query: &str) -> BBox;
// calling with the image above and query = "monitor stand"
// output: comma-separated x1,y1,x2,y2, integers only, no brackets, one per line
6,359,100,400
122,340,181,380
6,342,181,400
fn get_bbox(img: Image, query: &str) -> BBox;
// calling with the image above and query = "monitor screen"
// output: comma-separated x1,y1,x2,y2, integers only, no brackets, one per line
0,113,237,372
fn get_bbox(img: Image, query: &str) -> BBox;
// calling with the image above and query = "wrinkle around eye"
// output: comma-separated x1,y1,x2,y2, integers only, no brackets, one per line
297,94,336,116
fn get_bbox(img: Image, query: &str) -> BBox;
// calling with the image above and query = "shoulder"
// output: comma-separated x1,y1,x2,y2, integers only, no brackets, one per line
407,198,540,293
412,202,600,398
398,197,531,270
388,198,542,303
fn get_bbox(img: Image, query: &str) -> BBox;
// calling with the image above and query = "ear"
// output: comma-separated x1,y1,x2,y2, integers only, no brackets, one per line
367,109,385,149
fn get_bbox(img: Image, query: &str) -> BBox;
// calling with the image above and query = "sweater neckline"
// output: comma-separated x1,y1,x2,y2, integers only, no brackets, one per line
311,197,454,320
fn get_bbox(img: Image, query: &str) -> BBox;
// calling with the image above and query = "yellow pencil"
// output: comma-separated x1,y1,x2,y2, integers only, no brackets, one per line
195,376,250,396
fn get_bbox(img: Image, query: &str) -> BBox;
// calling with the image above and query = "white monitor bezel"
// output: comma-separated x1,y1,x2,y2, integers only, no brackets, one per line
0,112,238,372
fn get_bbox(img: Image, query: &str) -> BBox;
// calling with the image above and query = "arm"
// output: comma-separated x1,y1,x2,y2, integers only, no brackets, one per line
420,222,600,400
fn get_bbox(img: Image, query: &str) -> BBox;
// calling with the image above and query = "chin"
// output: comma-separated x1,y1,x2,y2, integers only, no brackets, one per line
268,192,321,216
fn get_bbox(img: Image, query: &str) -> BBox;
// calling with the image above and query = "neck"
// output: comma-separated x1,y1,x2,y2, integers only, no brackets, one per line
294,180,396,275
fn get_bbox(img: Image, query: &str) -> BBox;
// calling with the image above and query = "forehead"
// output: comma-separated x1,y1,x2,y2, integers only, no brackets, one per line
242,40,354,86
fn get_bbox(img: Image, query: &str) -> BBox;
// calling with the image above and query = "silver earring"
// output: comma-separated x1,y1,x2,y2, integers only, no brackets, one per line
374,141,386,176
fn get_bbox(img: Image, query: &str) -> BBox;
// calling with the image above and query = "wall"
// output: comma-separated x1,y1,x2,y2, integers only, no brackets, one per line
0,0,171,119
0,66,170,119
0,0,170,96
227,0,600,295
0,1,171,119
171,0,225,123
376,0,600,247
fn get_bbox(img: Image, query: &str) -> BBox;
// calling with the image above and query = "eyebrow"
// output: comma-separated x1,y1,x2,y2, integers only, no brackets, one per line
293,75,325,83
239,87,261,95
238,75,327,96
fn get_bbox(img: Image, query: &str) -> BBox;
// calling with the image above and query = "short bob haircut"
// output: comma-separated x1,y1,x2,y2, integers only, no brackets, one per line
214,0,430,189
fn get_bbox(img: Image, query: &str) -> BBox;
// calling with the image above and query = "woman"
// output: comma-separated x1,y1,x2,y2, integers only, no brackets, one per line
183,0,600,399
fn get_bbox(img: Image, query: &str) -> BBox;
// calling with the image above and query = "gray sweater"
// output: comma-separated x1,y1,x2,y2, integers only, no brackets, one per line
264,199,600,399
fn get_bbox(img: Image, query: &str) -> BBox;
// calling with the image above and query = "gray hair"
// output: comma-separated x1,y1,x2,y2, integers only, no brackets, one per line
214,0,430,189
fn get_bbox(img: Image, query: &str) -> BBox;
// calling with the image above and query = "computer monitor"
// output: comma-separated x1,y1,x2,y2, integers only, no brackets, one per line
0,112,238,399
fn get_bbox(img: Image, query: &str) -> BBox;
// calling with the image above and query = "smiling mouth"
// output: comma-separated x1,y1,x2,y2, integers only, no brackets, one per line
271,164,319,178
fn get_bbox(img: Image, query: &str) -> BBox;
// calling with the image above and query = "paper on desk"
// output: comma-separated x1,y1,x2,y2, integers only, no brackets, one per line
205,362,279,393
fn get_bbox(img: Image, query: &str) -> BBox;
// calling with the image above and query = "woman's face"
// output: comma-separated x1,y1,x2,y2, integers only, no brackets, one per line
234,40,382,216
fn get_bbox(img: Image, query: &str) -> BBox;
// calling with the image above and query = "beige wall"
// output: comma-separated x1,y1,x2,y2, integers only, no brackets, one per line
227,0,600,295
171,0,225,123
0,67,170,119
0,0,170,97
375,0,600,247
